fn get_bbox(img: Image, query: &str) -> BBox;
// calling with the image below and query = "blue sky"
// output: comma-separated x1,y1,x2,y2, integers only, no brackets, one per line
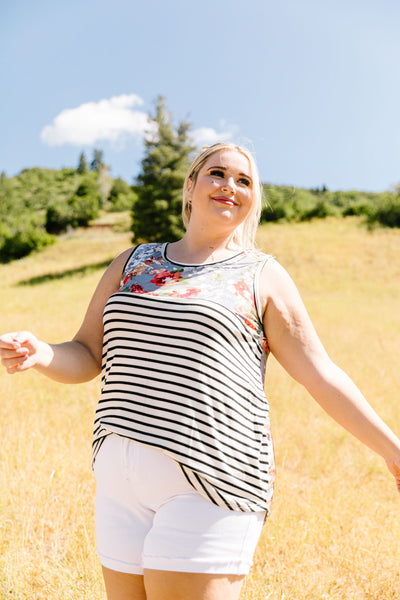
1,0,399,191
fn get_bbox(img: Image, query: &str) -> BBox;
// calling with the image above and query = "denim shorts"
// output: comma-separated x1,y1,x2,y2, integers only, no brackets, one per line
94,433,265,575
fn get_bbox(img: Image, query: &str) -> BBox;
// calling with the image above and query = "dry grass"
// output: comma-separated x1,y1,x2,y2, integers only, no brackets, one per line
0,218,399,599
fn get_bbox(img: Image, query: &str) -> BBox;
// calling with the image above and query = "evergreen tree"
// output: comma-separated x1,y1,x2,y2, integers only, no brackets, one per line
77,151,88,174
90,148,104,172
132,96,195,243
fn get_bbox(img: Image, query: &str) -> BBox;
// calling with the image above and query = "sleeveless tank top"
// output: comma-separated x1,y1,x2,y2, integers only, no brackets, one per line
92,242,276,513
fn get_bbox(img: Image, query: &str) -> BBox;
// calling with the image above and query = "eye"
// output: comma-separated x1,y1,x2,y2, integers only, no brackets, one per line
238,177,251,187
209,169,225,178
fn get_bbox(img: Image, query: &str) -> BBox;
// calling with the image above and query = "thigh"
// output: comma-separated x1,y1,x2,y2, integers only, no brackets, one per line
94,435,154,575
102,567,147,600
144,570,245,600
143,490,265,575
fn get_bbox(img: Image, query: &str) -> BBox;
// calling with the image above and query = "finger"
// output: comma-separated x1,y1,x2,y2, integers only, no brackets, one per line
6,364,24,375
4,355,32,374
11,331,35,346
2,353,29,368
0,333,23,349
0,347,29,359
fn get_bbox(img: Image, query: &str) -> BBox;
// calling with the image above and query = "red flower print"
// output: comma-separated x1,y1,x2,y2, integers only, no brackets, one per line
169,287,200,298
130,283,145,293
243,314,257,331
263,421,272,440
151,269,183,286
234,281,250,299
268,467,276,487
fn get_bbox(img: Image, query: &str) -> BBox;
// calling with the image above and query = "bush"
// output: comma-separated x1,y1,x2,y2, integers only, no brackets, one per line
261,186,337,222
261,186,297,222
261,184,395,224
45,204,72,234
46,176,101,233
299,199,339,221
69,182,101,225
0,217,55,263
366,194,400,228
107,177,137,212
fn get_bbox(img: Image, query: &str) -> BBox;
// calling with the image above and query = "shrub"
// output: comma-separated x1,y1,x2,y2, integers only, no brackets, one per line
261,186,297,222
0,216,55,263
45,176,101,233
261,186,337,222
299,199,339,221
107,178,137,212
366,194,400,228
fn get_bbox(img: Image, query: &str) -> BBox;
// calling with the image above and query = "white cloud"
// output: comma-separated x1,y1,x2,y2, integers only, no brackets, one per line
191,122,239,147
41,95,240,152
40,94,149,147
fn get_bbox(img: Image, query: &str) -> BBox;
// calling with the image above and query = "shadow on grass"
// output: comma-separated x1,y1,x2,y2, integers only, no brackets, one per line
17,259,112,286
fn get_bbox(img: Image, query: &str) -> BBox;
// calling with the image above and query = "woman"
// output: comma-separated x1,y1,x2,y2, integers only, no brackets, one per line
1,143,400,600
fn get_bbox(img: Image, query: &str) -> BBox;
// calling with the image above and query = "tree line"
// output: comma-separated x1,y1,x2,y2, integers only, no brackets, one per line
1,96,399,263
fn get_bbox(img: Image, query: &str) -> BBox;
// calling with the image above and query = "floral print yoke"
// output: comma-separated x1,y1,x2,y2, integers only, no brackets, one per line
120,242,270,354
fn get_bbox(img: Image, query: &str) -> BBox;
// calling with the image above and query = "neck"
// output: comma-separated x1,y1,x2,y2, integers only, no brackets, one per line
168,230,242,264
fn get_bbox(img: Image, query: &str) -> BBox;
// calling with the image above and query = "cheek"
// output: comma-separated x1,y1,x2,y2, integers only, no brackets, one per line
240,192,256,220
242,189,254,208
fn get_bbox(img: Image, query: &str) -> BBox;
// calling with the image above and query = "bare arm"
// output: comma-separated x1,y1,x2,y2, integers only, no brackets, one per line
0,248,133,383
260,258,400,490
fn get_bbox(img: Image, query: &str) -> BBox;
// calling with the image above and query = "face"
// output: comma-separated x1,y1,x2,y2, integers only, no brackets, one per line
187,150,254,231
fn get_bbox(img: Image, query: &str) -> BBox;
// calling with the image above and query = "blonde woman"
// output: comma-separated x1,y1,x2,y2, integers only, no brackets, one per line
1,143,400,600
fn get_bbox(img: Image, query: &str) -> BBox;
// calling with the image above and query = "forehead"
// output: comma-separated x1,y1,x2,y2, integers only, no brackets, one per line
202,150,251,175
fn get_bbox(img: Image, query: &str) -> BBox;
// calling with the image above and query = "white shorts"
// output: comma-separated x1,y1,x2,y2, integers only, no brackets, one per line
94,433,265,575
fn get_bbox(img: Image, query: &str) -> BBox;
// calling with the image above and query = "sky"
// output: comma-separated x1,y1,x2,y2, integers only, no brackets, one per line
1,0,400,192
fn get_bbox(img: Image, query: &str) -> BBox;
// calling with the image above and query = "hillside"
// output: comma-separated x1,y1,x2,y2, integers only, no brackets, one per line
1,219,399,599
1,163,399,263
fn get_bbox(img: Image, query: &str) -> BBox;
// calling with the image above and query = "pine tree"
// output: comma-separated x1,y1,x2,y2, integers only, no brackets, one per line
77,151,88,174
90,149,104,172
132,96,195,243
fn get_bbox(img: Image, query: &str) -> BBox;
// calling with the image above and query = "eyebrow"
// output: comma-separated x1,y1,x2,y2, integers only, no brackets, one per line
207,165,253,181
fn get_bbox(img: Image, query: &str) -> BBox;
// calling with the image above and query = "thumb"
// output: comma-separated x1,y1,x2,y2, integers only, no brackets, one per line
12,331,39,349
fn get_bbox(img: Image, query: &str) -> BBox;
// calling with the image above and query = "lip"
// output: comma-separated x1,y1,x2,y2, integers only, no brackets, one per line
211,195,238,206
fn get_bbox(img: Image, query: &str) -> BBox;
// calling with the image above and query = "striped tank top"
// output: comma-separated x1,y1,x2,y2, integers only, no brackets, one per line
92,242,276,513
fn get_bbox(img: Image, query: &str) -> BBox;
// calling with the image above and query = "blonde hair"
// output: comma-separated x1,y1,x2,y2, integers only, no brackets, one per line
182,142,263,248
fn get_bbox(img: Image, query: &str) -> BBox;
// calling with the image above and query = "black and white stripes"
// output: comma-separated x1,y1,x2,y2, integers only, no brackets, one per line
92,244,275,513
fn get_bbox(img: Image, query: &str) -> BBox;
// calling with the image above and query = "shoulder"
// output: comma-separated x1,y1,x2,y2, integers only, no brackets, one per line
258,257,303,316
108,247,137,278
98,246,141,293
123,242,164,270
244,248,272,263
260,256,295,286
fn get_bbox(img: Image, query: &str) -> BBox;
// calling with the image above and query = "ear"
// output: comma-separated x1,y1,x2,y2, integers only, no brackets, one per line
185,178,194,203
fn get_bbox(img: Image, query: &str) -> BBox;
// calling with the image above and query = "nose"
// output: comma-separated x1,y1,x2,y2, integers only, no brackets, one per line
221,177,236,193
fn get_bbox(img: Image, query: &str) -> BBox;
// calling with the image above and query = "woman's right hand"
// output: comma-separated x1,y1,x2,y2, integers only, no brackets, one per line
0,249,131,382
0,331,42,374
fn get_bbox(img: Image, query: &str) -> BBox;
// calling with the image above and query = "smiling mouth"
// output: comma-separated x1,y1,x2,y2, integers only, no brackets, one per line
212,196,238,206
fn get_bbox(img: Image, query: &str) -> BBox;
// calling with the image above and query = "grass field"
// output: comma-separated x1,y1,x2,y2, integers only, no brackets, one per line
0,217,399,599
